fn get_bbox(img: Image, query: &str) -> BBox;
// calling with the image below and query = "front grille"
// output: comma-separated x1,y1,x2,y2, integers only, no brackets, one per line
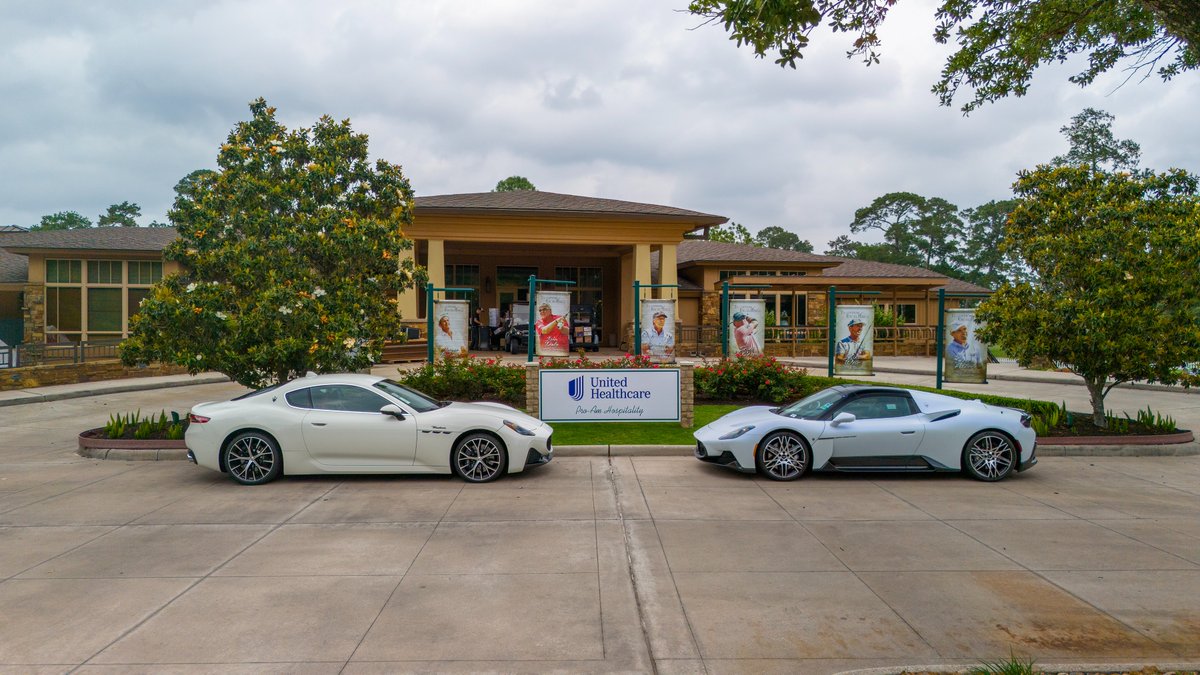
546,434,553,452
695,442,707,458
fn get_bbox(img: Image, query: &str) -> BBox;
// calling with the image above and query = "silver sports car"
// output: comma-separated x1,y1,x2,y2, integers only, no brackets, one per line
694,385,1037,481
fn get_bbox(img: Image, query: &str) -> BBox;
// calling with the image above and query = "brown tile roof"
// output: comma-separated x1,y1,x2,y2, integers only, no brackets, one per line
415,191,726,224
820,257,945,278
0,227,178,253
676,240,832,265
0,244,27,284
937,277,993,293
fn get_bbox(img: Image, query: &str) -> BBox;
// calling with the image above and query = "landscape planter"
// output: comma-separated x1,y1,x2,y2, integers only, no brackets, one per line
78,428,188,461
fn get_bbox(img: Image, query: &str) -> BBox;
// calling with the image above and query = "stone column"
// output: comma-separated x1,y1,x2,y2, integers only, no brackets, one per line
679,362,694,428
525,362,539,416
22,284,44,344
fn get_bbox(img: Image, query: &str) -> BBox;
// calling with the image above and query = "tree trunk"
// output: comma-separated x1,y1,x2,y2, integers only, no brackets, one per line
1085,376,1107,428
1141,0,1200,52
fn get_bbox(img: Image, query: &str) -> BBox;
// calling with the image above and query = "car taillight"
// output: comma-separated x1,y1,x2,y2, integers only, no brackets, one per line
1020,414,1031,428
188,413,210,424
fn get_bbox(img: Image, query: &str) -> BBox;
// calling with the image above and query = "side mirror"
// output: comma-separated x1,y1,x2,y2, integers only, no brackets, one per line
831,412,856,426
380,404,406,420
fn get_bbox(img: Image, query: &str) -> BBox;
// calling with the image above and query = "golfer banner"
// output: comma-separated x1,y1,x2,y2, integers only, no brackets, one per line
834,304,874,376
534,291,571,357
944,308,988,384
640,299,676,363
432,299,469,360
728,299,765,357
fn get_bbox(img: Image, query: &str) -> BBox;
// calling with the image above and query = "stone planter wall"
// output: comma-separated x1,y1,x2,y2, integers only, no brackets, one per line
78,428,188,460
1,359,190,391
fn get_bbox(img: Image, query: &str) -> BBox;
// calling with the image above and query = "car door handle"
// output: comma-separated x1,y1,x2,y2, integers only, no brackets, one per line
311,422,327,427
900,430,916,435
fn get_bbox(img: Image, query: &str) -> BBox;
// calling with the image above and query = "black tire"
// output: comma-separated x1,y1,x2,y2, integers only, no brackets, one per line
962,430,1016,482
452,432,508,483
755,431,810,481
223,431,282,485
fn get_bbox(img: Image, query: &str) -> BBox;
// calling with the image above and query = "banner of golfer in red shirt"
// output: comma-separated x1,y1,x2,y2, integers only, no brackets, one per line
533,290,571,357
727,299,765,357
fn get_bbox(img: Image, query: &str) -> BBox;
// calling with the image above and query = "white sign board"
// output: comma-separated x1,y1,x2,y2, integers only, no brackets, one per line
539,368,681,422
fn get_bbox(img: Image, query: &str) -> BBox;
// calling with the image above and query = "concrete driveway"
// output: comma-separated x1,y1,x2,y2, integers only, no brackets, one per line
2,382,1199,673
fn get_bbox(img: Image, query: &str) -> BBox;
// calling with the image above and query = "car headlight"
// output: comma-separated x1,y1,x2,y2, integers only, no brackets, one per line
719,425,755,440
503,420,537,436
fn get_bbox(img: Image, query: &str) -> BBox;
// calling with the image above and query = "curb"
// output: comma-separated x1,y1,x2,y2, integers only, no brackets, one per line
833,662,1200,675
0,373,232,408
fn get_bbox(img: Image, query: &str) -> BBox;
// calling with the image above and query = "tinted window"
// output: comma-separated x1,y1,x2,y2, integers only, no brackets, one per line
233,382,285,401
309,385,391,413
373,379,443,413
285,388,313,409
776,389,846,420
837,394,914,420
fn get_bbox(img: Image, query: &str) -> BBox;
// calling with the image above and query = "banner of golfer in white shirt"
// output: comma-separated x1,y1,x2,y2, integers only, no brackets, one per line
943,308,987,384
533,290,571,357
640,299,676,363
834,304,874,376
432,299,469,360
727,299,765,357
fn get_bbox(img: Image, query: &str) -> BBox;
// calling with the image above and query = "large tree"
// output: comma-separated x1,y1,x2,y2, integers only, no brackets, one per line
121,99,423,388
32,210,91,231
953,199,1025,288
848,192,961,270
708,221,755,244
493,175,536,192
977,165,1200,427
687,0,1199,112
98,201,142,227
1052,108,1142,173
754,225,814,252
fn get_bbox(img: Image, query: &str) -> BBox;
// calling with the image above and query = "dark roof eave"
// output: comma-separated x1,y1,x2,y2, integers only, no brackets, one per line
414,205,726,227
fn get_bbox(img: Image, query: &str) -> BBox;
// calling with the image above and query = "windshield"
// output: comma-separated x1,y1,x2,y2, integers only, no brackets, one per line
775,389,846,420
373,380,444,413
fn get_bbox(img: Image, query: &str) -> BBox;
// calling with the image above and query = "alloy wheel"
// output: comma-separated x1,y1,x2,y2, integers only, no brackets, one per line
967,433,1014,480
761,433,807,480
456,436,503,482
227,435,276,484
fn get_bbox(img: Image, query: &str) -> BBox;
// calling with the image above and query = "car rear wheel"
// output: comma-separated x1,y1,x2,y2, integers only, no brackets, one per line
223,431,282,485
452,433,508,483
756,431,809,481
962,431,1015,482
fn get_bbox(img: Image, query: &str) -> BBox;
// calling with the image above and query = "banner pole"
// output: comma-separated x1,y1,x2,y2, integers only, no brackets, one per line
935,288,946,389
827,286,836,377
426,282,434,364
633,280,641,357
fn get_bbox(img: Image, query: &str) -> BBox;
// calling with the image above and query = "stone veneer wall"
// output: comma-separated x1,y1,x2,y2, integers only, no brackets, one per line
1,359,189,391
525,362,695,428
22,284,44,344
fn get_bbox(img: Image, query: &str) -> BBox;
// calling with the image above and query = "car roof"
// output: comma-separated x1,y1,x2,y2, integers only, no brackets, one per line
830,384,913,396
277,373,387,392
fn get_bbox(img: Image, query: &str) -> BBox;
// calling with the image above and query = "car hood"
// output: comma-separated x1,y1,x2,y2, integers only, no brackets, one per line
439,401,544,427
699,405,776,431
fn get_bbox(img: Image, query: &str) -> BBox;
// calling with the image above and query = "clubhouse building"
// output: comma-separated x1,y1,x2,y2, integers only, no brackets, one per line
0,191,988,356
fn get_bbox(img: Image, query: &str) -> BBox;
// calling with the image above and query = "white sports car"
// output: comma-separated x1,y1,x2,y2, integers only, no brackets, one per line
694,385,1037,482
185,373,553,485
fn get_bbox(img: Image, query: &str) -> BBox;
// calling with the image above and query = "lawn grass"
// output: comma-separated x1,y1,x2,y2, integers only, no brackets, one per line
551,404,743,446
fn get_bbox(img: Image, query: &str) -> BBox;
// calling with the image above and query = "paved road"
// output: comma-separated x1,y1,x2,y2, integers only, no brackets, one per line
2,383,1200,673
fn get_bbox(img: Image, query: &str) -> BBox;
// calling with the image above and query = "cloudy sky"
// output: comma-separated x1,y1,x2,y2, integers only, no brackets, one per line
3,0,1197,249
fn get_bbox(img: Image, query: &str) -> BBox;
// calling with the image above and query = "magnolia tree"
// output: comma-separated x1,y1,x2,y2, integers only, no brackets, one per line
121,99,423,388
977,165,1200,427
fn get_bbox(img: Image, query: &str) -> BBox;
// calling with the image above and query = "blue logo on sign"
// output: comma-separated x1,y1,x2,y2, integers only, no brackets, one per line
568,375,585,401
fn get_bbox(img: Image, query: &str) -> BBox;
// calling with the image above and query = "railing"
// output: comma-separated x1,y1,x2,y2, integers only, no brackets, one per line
669,324,940,358
0,338,124,369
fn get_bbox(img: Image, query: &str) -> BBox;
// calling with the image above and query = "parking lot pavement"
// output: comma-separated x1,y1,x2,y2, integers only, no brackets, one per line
2,389,1200,673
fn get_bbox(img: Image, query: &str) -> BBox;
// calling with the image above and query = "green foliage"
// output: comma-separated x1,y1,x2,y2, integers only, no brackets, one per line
754,226,813,252
967,649,1037,675
1135,406,1177,433
849,192,961,269
120,98,423,389
695,355,815,403
708,222,754,244
493,175,536,192
103,409,186,439
98,201,142,227
977,165,1200,427
687,0,1199,113
955,199,1026,288
395,355,527,407
873,305,900,327
1052,108,1141,173
32,210,92,231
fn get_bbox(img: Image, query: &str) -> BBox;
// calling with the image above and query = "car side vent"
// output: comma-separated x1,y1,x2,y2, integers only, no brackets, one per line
930,410,961,422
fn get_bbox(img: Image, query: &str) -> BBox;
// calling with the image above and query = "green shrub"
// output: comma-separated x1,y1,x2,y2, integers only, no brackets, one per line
102,409,188,439
968,650,1037,675
395,355,527,407
695,355,817,403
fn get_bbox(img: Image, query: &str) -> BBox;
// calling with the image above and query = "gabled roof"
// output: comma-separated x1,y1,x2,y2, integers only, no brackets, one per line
0,227,178,254
820,257,945,279
414,191,726,225
0,244,27,284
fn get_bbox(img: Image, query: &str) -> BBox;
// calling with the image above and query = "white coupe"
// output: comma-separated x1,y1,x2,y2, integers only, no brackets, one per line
185,373,553,485
694,385,1037,482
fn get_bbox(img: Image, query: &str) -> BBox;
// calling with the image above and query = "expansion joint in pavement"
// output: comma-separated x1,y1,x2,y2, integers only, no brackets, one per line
605,457,663,673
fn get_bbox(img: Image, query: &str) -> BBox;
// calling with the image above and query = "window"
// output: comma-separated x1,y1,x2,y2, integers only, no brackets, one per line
87,288,123,332
88,260,123,284
46,260,82,284
309,385,391,413
285,389,313,409
374,379,443,413
720,269,806,280
129,261,163,285
127,288,150,320
837,394,915,420
444,264,480,312
896,304,917,324
46,287,82,333
554,266,603,329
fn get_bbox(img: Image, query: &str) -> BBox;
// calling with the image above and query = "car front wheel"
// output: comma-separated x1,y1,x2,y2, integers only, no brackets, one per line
223,431,282,485
756,431,809,481
452,433,508,483
962,431,1015,482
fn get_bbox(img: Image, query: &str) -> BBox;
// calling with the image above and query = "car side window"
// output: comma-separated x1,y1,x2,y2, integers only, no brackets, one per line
837,394,914,420
309,385,391,413
285,388,313,409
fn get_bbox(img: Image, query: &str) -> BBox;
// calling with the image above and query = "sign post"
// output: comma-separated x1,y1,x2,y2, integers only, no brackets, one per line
935,289,991,389
527,276,576,362
425,283,475,363
721,281,771,358
632,281,678,357
825,288,881,377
